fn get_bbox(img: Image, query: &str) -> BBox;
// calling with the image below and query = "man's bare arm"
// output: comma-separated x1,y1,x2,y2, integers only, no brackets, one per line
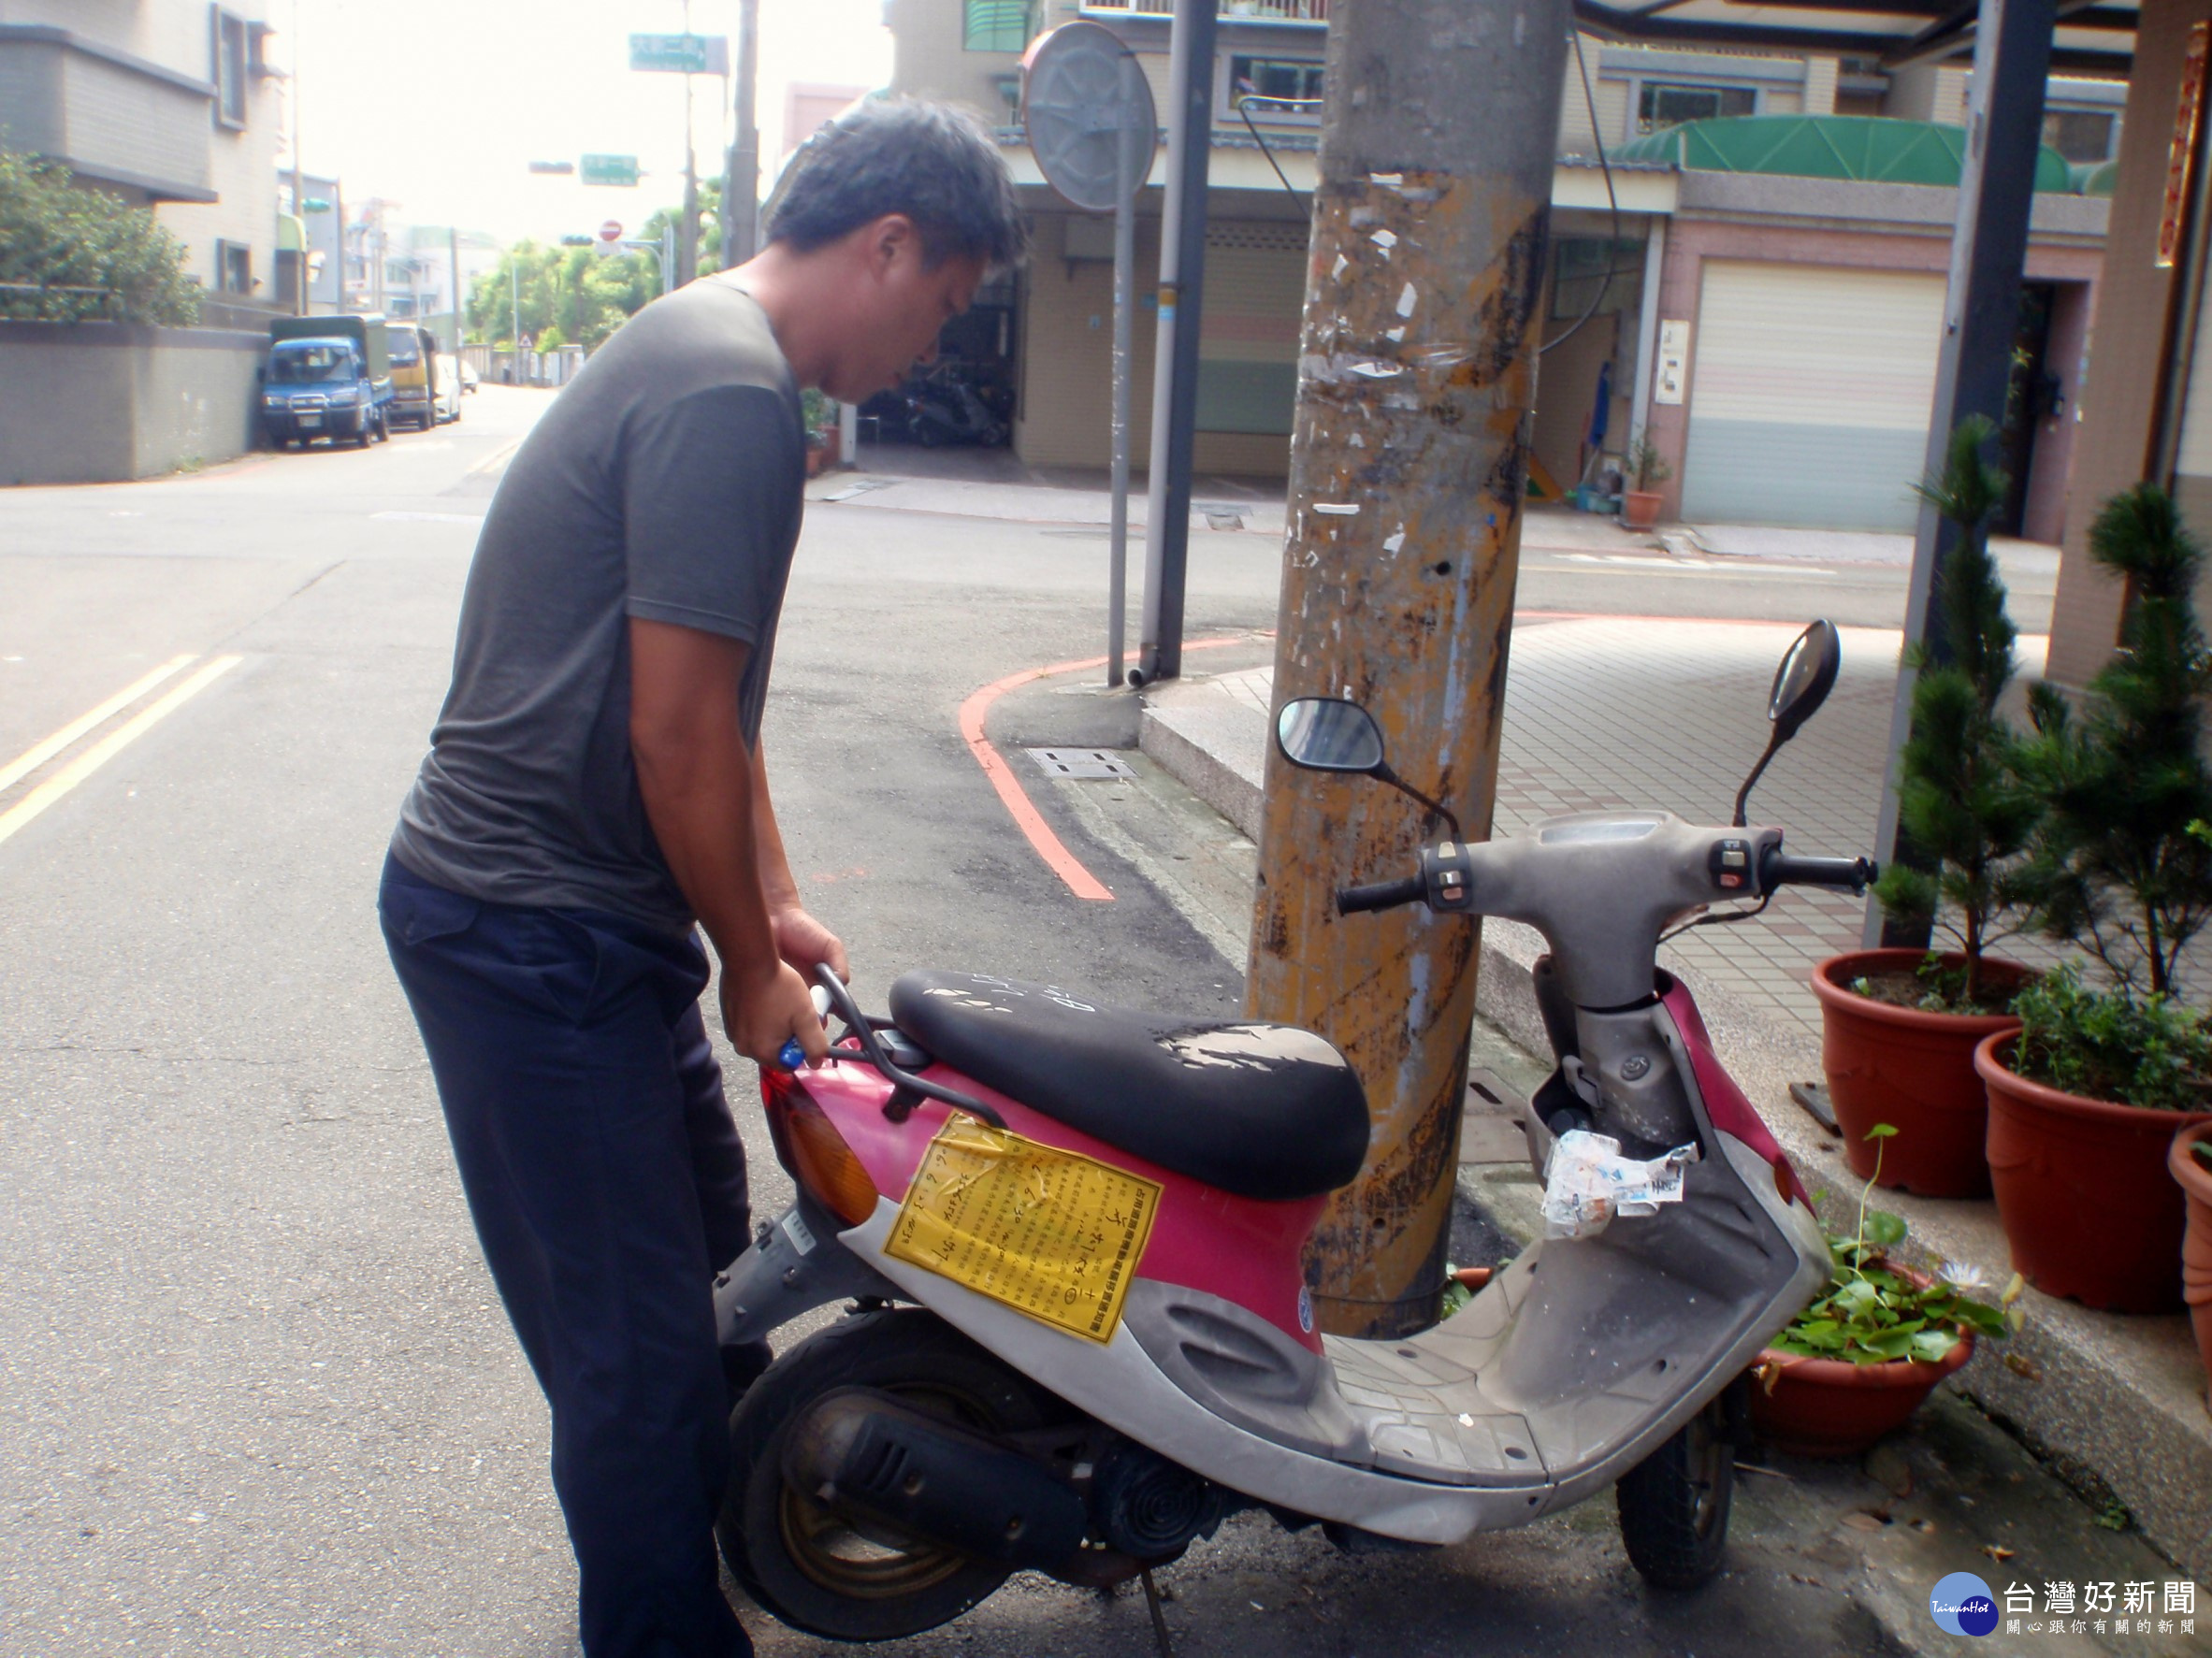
629,617,826,1065
749,738,850,982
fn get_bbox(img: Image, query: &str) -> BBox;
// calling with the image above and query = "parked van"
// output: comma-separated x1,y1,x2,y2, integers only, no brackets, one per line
388,324,447,430
262,314,393,448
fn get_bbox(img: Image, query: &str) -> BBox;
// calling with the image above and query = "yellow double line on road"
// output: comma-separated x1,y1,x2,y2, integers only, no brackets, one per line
0,654,243,849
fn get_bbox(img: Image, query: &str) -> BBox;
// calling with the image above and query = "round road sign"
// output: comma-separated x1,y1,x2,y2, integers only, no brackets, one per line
1024,22,1157,215
598,220,623,243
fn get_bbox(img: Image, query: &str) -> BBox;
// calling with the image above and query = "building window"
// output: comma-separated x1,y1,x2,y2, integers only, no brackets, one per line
963,0,1030,52
1228,54,1323,115
1635,81,1757,134
216,239,253,294
2044,108,2118,165
1549,237,1642,320
213,7,249,128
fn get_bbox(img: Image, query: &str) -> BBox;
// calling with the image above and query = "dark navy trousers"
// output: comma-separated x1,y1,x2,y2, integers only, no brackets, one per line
379,853,755,1658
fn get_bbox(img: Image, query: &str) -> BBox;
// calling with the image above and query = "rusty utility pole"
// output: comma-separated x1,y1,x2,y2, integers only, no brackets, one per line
1249,0,1569,1340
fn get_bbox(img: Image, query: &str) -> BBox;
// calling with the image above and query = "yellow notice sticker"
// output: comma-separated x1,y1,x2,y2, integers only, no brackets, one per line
886,1117,1163,1345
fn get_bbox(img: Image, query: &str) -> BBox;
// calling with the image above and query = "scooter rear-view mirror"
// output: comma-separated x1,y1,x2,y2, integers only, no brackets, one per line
1733,618,1842,826
1276,696,1463,841
1767,618,1841,742
1275,697,1386,774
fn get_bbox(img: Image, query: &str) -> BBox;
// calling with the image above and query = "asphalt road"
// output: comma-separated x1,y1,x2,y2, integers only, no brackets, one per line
0,391,2075,1656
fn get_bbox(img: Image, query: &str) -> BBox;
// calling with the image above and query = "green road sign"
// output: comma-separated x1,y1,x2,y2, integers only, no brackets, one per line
629,32,711,73
581,153,641,187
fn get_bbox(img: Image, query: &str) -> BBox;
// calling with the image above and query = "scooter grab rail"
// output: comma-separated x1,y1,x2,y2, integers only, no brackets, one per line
773,965,1008,1129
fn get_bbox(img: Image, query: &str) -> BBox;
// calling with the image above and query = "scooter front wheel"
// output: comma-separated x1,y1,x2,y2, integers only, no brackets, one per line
1615,1388,1736,1590
718,1305,1063,1641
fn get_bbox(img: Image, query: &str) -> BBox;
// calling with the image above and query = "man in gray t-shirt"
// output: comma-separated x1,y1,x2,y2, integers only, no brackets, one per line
378,103,1023,1658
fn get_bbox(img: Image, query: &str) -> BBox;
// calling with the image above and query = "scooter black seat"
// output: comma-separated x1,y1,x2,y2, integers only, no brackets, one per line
888,971,1370,1203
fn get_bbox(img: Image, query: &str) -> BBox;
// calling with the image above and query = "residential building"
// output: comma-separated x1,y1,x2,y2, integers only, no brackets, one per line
0,1,285,318
889,0,2118,537
2046,0,2212,686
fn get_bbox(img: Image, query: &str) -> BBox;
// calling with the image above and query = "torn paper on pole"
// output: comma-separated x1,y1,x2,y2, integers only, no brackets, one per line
1540,1131,1699,1239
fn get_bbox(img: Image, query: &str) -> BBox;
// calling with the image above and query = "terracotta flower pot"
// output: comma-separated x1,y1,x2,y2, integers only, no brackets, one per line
2172,1119,2212,1394
1977,1032,2201,1313
1748,1267,1977,1459
1620,488,1664,530
1811,950,2032,1198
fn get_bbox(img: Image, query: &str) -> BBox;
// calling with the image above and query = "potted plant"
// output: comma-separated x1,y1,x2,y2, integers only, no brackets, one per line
1750,1126,2017,1457
1619,434,1670,531
1975,481,2212,1309
802,388,841,477
1812,419,2039,1197
1977,968,2212,1310
2172,1123,2212,1392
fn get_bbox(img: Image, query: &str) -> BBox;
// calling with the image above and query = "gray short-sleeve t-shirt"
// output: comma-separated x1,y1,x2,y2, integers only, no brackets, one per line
390,281,804,930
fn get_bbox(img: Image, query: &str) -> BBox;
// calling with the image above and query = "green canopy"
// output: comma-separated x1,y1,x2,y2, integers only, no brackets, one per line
1610,115,2077,194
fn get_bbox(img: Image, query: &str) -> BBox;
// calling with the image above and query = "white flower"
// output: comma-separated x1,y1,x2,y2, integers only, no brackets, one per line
1938,1259,1991,1291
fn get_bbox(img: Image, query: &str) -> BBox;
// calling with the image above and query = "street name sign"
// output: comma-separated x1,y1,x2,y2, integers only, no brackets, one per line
629,33,728,75
581,153,641,187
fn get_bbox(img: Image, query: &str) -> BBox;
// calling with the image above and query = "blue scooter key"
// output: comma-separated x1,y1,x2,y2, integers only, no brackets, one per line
775,986,836,1071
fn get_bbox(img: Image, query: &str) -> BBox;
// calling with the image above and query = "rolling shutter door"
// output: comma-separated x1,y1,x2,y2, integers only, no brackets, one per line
1681,261,1945,530
1196,222,1308,435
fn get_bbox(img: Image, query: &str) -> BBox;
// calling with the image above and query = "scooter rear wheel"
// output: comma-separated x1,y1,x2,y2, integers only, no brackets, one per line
1615,1389,1736,1590
718,1305,1063,1641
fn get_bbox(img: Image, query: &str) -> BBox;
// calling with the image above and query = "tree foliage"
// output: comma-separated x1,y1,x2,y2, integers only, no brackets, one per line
2019,483,2212,996
1872,416,2040,1003
464,182,724,354
0,150,200,324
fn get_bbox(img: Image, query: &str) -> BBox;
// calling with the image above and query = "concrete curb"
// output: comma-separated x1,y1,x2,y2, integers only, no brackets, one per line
1139,692,2212,1580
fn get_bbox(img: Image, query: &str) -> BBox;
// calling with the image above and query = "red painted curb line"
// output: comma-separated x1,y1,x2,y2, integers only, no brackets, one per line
960,636,1258,902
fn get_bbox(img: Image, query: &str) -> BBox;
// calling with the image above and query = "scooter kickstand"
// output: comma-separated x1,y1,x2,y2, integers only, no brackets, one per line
1139,1567,1177,1658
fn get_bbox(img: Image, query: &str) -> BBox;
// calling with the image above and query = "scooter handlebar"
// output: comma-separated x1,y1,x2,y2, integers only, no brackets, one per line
1760,848,1877,894
1337,873,1426,915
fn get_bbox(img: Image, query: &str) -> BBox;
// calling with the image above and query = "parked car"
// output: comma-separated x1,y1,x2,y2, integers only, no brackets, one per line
262,313,393,449
458,358,480,395
433,353,463,424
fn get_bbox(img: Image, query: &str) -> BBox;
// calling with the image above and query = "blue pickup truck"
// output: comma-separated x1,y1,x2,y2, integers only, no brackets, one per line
261,313,394,449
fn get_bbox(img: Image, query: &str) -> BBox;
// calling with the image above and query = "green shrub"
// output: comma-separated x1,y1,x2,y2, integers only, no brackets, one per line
0,149,199,324
2008,962,2212,1111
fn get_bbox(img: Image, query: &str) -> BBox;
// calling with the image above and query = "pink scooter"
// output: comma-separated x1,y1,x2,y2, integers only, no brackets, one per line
716,621,1872,1645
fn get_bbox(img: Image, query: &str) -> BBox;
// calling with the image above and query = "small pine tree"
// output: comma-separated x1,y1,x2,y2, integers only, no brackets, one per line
1872,416,2041,1005
2019,483,2212,996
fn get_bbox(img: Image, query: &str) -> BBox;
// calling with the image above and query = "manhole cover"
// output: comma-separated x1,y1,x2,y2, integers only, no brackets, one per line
1026,747,1135,780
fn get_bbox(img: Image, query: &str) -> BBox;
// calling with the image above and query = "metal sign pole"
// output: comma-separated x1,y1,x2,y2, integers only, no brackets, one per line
1107,66,1138,687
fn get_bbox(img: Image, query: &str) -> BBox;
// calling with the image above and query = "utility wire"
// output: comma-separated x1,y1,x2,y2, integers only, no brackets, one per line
1236,94,1315,211
1538,28,1626,357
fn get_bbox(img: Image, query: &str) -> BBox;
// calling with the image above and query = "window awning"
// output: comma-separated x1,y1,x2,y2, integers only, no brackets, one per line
1612,113,2085,190
1574,0,2136,78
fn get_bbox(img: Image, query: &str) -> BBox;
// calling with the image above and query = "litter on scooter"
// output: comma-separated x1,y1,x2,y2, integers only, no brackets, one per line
1540,1130,1699,1239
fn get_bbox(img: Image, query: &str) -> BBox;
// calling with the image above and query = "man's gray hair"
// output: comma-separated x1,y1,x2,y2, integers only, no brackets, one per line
768,98,1028,270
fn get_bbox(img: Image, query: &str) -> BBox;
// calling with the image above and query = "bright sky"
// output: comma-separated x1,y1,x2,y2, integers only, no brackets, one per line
285,0,892,245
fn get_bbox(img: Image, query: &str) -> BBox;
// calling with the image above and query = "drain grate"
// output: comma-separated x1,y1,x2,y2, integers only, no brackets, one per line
1026,747,1136,780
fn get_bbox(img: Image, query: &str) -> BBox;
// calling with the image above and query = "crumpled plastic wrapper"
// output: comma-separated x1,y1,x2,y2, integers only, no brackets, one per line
1540,1130,1699,1239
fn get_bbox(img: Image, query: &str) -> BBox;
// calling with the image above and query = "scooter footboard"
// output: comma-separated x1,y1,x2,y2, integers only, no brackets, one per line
1442,1125,1826,1514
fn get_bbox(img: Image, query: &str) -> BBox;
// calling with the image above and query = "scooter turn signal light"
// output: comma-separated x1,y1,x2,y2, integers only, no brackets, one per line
764,1073,880,1228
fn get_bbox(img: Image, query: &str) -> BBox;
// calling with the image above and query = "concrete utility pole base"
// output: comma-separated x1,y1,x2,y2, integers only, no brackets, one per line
1249,0,1569,1340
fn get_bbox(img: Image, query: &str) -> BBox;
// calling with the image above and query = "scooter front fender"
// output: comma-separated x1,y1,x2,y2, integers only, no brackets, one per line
716,1198,901,1349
